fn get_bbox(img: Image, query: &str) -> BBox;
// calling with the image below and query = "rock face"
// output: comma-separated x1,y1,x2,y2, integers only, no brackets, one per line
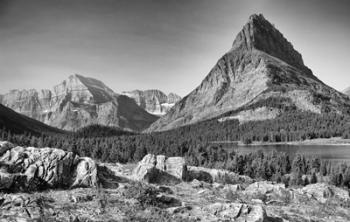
132,154,187,184
147,14,350,132
0,141,98,191
1,74,158,131
122,90,181,115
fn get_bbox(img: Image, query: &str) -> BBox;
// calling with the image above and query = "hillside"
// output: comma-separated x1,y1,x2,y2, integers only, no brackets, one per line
147,14,350,132
0,104,64,135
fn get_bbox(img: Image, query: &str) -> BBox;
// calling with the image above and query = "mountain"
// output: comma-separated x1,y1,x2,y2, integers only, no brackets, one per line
122,90,181,115
1,74,158,131
147,14,350,132
0,104,64,135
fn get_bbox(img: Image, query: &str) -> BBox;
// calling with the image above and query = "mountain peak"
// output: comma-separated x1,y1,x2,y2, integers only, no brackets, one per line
53,74,116,104
232,14,308,72
248,13,265,21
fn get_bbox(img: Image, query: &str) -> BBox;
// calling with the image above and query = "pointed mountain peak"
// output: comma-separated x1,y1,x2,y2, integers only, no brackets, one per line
232,13,307,72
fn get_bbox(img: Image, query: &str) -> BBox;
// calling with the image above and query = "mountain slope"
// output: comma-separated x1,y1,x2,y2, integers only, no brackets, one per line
1,74,158,131
122,90,181,115
0,104,64,135
147,14,350,132
343,87,350,97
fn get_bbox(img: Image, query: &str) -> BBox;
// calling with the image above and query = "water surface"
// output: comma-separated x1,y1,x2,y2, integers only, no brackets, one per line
230,145,350,162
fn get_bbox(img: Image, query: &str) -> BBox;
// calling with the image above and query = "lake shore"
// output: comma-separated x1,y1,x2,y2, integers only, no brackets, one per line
245,137,350,146
211,137,350,146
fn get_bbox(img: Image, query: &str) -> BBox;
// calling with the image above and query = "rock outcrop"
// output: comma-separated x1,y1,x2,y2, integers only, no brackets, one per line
147,14,350,132
122,90,181,115
132,154,187,184
197,203,267,222
0,141,98,191
299,183,350,203
1,74,158,131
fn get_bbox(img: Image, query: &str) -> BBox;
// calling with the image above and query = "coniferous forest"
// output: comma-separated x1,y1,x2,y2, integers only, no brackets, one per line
2,110,350,188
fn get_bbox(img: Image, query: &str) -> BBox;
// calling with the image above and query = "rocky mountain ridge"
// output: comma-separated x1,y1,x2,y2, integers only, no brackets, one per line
147,14,350,132
0,74,158,131
122,89,181,115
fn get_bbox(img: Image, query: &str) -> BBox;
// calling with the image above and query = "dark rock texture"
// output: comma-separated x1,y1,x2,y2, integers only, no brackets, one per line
147,14,350,132
123,90,181,115
1,74,158,131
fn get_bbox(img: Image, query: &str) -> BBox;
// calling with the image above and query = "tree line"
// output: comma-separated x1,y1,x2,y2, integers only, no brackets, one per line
2,110,350,188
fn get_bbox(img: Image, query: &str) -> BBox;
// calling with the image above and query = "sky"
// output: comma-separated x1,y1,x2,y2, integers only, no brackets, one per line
0,0,350,96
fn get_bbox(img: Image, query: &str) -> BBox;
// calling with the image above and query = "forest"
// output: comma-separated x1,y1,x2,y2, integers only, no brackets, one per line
2,110,350,188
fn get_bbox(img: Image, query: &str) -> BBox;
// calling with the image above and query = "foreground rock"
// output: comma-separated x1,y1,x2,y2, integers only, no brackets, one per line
1,151,350,221
132,154,187,185
196,203,266,221
0,141,98,191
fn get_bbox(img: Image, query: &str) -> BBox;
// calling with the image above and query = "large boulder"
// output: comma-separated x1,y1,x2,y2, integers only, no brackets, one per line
0,141,98,191
132,154,187,185
187,166,253,184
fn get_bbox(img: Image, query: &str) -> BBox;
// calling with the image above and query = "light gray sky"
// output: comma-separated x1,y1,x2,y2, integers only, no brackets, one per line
0,0,349,96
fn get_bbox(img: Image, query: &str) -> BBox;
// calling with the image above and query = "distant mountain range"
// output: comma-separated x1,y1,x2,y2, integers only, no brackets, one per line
122,90,181,116
0,74,158,131
147,14,350,132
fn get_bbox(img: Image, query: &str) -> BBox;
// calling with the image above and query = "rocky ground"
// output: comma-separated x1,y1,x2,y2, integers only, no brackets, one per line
1,143,350,221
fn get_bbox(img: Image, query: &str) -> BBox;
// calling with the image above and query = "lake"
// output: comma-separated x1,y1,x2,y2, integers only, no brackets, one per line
230,145,350,162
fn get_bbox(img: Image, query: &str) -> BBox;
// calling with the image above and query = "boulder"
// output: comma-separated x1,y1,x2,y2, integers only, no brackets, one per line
0,142,98,191
223,184,243,193
244,181,290,203
132,154,187,184
202,203,267,221
71,157,98,188
187,166,253,184
245,181,286,196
